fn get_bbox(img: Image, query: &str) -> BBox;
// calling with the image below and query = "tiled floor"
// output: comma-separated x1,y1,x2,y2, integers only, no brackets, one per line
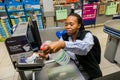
0,26,120,80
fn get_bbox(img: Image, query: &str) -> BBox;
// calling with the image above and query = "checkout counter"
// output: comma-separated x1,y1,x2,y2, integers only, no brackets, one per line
5,21,86,80
5,19,120,80
95,19,120,80
104,19,120,64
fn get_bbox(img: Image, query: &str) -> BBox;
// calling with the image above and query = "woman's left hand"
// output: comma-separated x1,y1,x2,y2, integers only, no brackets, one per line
35,52,49,60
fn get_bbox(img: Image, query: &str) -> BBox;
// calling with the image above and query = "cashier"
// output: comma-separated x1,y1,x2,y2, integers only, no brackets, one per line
39,13,102,80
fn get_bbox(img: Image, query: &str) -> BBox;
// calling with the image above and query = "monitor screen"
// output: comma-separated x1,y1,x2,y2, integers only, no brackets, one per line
27,14,42,51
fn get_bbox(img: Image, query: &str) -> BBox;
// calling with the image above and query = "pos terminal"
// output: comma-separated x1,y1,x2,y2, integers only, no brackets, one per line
5,21,44,80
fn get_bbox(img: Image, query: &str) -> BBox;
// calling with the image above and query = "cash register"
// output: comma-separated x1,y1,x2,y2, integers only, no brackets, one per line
5,15,44,80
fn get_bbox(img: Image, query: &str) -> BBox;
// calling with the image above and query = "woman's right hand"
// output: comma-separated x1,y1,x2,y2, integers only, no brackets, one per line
42,41,65,54
42,44,52,54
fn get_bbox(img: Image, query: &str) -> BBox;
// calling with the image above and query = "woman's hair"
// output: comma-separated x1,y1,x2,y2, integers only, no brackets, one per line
68,13,85,30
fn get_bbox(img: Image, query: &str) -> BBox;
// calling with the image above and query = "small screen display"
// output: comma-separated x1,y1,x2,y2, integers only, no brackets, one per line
5,36,32,55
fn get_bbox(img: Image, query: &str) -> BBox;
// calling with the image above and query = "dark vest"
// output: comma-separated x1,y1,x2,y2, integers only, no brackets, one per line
62,30,102,79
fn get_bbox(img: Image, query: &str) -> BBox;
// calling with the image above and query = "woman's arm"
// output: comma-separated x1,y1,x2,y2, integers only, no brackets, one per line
42,41,65,54
64,32,94,55
42,32,94,57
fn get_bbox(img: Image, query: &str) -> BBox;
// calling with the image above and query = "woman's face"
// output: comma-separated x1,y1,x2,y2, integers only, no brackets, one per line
64,16,80,36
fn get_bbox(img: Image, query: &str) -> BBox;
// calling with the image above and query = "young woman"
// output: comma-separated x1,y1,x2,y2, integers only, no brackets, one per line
39,13,102,80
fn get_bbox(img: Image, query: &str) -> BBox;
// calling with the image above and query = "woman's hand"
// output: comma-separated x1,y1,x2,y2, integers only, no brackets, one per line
35,52,49,60
42,41,65,54
36,41,65,60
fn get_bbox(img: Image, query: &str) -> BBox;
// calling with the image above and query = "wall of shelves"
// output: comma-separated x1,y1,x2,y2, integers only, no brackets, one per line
0,0,43,41
0,0,11,41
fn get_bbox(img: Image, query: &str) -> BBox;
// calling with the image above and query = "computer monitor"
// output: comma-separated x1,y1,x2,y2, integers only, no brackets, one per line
27,14,42,51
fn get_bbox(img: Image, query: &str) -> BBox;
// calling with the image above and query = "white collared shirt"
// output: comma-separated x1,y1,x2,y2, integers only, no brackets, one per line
60,32,94,60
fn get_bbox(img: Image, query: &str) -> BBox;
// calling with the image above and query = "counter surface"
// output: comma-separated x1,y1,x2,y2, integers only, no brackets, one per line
35,60,86,80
